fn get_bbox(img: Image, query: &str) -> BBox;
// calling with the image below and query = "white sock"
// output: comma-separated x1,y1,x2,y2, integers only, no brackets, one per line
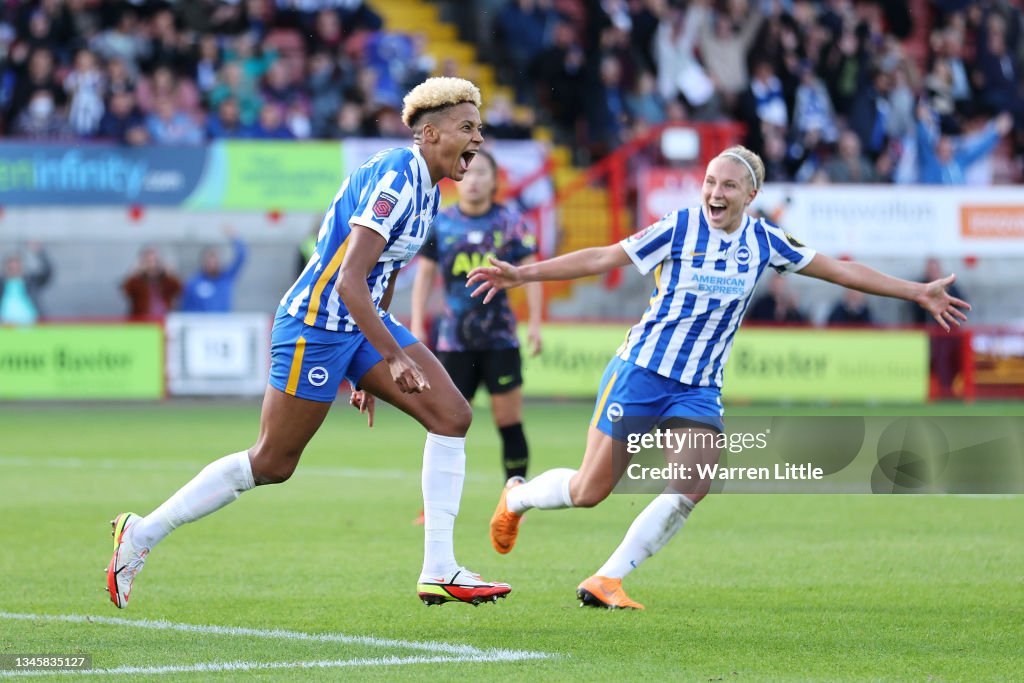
421,433,465,578
506,468,576,514
130,451,255,550
596,492,694,579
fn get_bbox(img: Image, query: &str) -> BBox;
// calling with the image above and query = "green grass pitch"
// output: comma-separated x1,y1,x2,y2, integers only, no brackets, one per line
1,400,1021,681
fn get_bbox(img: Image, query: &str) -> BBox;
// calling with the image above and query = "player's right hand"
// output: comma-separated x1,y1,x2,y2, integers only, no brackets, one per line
388,350,430,393
466,255,523,303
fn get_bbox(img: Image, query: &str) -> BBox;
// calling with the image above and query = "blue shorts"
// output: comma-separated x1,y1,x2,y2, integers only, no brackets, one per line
268,308,418,402
591,356,724,441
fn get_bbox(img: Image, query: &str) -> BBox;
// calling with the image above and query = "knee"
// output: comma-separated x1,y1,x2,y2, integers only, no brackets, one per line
430,398,472,437
249,444,302,485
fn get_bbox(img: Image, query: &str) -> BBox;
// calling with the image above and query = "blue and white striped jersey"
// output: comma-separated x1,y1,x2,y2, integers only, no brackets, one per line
281,146,440,332
617,207,815,388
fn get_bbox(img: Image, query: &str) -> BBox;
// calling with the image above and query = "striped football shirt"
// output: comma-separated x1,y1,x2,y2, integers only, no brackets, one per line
281,146,439,331
617,207,816,388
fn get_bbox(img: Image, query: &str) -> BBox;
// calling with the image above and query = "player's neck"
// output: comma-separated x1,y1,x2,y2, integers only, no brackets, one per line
458,200,492,217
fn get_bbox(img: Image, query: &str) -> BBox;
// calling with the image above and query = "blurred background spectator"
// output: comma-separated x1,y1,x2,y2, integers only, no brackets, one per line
181,228,248,313
747,273,808,324
827,289,874,326
0,242,52,326
121,246,181,321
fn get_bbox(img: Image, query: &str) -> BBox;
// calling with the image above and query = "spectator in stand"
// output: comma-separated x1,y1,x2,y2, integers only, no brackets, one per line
209,61,263,126
63,48,105,137
146,95,204,145
738,60,788,157
533,19,588,148
820,23,870,119
224,33,276,86
307,51,349,137
97,86,148,145
825,129,877,183
136,65,202,120
973,14,1021,124
747,273,807,323
588,54,628,156
181,228,248,313
0,243,53,326
916,103,1013,184
791,59,838,145
206,96,255,138
325,100,368,138
260,59,307,112
493,0,557,104
144,7,191,75
8,47,65,124
192,34,223,96
89,8,150,79
624,70,665,125
121,246,181,320
12,88,72,139
827,289,873,325
654,0,715,116
104,56,136,97
251,101,293,139
699,0,763,113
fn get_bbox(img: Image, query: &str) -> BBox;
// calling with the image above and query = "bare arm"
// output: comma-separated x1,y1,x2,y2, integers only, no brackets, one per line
520,255,544,355
410,257,437,342
799,253,970,331
336,225,428,392
467,244,632,303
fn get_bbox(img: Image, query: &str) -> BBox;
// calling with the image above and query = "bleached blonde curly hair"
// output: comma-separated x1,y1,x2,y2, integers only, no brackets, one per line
401,77,482,129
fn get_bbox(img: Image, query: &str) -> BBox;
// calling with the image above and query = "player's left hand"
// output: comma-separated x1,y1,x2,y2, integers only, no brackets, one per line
349,389,375,428
917,274,971,332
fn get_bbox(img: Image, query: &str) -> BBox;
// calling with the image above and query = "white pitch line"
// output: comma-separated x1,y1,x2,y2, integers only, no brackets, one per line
0,653,551,678
0,455,494,482
0,612,554,663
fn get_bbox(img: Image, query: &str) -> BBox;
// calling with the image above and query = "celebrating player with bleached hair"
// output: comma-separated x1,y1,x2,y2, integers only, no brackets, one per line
106,77,513,609
468,145,970,610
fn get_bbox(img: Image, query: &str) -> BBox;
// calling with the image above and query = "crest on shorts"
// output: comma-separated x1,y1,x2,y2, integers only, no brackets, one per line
372,191,399,219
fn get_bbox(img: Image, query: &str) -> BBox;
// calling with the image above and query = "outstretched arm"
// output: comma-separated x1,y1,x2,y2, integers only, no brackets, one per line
799,253,970,331
466,244,631,303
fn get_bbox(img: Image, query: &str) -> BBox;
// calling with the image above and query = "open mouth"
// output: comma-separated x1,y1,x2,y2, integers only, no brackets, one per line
708,202,727,221
459,150,477,171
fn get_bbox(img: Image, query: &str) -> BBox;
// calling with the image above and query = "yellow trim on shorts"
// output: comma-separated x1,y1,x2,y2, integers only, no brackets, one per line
303,234,350,325
285,336,307,395
591,370,619,428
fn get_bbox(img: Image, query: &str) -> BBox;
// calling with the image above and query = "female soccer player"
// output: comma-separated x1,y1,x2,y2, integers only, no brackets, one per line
468,145,969,610
411,149,543,483
107,77,513,609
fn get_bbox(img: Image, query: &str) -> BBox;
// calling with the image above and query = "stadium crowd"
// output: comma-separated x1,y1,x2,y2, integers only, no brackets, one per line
0,0,1019,183
485,0,1022,182
0,0,430,142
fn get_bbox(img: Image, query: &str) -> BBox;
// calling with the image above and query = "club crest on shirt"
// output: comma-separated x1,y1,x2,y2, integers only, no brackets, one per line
372,191,399,219
734,245,752,265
